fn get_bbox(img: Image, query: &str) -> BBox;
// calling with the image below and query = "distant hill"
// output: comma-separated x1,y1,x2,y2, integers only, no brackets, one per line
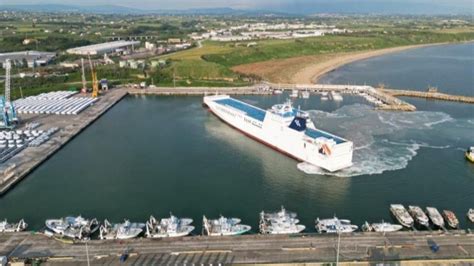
0,4,143,14
0,4,279,15
1,2,471,15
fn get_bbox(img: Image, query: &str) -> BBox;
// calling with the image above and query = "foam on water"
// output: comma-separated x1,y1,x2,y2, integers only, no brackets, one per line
298,104,469,177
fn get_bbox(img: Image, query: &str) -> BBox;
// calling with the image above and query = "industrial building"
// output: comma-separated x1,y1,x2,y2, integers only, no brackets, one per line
66,41,140,55
0,51,56,69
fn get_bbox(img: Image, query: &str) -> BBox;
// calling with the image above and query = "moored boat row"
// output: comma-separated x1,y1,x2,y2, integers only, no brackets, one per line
2,206,473,239
391,204,463,229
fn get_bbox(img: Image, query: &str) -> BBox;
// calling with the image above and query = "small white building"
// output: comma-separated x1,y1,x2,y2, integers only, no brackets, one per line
128,60,138,69
145,41,156,50
119,61,127,68
211,35,252,42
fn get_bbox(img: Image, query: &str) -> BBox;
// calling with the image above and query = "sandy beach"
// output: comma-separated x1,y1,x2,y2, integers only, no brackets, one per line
232,43,450,84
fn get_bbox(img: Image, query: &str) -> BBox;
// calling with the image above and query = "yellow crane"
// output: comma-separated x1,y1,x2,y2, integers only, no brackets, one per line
88,54,99,98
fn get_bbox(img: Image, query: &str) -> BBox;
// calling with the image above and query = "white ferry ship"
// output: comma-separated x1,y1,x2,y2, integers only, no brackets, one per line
203,95,353,172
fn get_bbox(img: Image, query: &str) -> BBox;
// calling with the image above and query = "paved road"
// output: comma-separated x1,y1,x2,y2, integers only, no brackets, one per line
1,231,473,264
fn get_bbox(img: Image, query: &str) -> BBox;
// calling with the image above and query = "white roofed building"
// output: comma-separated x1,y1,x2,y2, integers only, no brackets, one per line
66,40,140,55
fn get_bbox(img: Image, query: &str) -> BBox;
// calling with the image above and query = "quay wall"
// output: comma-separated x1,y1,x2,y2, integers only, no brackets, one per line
382,89,474,103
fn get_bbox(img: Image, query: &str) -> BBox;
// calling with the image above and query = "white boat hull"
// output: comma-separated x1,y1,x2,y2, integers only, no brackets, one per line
265,225,306,235
207,230,249,236
204,95,353,172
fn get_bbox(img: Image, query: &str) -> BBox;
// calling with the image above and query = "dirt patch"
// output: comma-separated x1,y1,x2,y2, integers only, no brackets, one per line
232,43,449,84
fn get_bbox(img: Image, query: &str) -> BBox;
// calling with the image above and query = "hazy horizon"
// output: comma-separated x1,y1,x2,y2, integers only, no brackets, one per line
1,0,473,14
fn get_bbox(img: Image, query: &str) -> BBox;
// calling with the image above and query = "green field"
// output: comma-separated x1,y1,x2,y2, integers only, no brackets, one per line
2,13,473,93
202,31,474,67
149,30,474,86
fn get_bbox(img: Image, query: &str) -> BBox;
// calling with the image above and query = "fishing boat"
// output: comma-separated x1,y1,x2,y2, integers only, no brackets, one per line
329,91,343,101
290,89,298,98
442,210,459,229
262,206,298,222
160,214,193,227
273,89,283,95
99,220,145,240
146,214,194,238
315,217,358,233
203,95,353,172
466,147,474,163
321,92,329,101
426,207,445,228
259,207,305,234
468,209,474,223
408,205,430,228
362,221,403,233
202,215,251,236
301,90,310,99
45,216,99,239
0,219,27,233
260,219,305,234
390,204,414,228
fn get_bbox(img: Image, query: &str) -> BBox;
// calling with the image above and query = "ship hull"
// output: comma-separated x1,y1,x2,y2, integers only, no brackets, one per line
204,95,353,172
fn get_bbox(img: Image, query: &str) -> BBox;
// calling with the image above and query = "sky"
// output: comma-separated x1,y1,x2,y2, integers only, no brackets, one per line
1,0,473,14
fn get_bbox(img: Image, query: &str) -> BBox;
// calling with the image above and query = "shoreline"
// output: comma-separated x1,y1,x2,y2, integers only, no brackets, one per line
290,42,465,84
231,41,471,85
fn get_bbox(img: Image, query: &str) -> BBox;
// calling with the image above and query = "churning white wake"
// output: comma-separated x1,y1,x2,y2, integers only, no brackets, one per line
297,104,471,177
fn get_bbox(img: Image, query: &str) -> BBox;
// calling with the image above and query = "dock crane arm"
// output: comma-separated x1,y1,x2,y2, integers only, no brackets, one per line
88,54,99,98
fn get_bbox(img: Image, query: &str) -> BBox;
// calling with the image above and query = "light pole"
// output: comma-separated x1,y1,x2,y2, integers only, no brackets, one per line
336,229,341,266
85,239,90,266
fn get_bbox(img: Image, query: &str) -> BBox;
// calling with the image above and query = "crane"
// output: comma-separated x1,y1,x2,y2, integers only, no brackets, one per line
88,54,99,98
81,58,87,93
1,59,18,129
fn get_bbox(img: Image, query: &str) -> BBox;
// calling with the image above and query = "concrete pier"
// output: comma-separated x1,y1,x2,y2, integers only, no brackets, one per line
0,231,473,264
382,89,474,104
127,85,272,96
128,84,419,111
0,89,128,195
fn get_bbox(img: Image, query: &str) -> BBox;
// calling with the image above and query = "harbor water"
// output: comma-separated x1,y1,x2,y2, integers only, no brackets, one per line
0,43,473,232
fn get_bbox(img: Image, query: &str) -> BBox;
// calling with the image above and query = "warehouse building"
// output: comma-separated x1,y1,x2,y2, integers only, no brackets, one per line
0,51,56,69
66,40,140,55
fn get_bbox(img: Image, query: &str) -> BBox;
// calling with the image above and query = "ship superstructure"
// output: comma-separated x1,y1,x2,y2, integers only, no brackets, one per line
203,95,353,172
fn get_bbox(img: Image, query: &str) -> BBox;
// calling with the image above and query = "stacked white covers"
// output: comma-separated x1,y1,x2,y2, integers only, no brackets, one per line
14,91,98,115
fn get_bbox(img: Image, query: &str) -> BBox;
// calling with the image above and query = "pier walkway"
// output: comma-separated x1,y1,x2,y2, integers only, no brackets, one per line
382,89,474,103
1,231,473,264
128,84,418,111
130,83,474,111
127,85,271,96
